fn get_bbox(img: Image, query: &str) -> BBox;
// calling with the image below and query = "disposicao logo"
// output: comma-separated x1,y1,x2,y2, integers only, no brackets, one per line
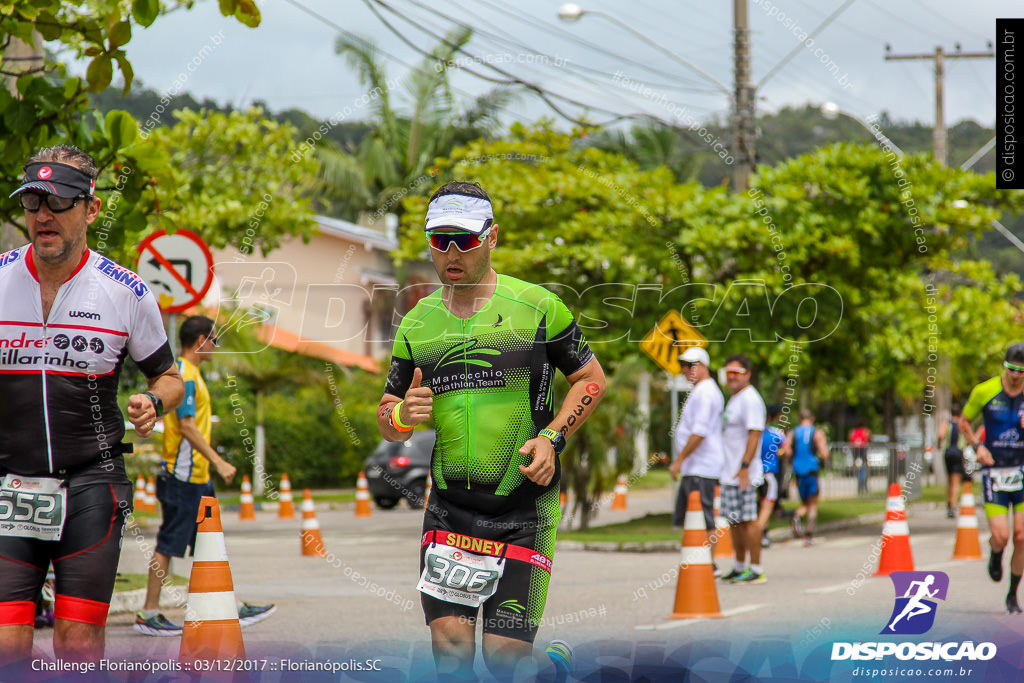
831,571,997,662
881,571,948,635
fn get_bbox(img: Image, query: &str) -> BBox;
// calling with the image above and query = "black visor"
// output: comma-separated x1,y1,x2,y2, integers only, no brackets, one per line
10,162,95,199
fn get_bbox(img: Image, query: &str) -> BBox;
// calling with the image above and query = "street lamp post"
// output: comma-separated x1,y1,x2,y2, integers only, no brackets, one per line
557,3,752,191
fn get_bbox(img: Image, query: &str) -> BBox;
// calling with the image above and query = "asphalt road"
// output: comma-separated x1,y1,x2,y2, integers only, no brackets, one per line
22,489,1024,682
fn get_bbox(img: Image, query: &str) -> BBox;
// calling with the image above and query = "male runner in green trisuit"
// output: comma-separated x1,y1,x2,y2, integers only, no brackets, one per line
378,181,605,681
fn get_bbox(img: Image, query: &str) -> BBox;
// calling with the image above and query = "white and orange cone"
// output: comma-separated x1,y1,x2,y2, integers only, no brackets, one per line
180,496,245,663
238,475,256,521
278,473,296,520
133,474,146,513
669,489,724,619
355,471,372,518
610,473,628,511
713,485,734,559
423,473,432,510
874,482,915,575
144,476,157,513
301,489,327,557
952,481,983,560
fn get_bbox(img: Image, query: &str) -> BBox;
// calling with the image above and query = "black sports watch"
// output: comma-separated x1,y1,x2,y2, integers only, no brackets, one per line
539,428,566,456
143,391,163,417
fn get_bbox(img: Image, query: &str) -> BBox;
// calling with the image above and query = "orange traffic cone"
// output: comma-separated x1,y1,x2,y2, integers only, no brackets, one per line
952,481,983,560
144,476,157,513
355,471,372,518
133,474,146,513
423,473,432,510
669,490,724,619
278,473,296,520
238,475,256,521
560,490,567,511
180,496,245,663
610,473,628,510
713,485,734,559
874,483,914,575
301,490,327,557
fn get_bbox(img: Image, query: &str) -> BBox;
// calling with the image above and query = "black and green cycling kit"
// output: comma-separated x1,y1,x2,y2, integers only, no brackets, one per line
385,274,594,513
963,376,1024,516
385,274,594,642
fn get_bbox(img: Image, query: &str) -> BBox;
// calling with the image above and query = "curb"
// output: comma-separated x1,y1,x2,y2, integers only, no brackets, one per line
555,500,945,553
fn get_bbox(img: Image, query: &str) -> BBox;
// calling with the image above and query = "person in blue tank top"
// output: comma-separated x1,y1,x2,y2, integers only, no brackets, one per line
783,409,829,546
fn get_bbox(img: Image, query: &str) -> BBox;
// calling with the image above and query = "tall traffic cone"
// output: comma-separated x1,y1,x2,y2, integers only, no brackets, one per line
180,497,245,663
133,474,146,513
669,490,724,619
423,473,432,510
952,481,983,560
713,485,734,559
355,471,372,518
301,490,328,557
144,476,157,513
277,473,296,520
238,475,256,521
874,483,915,575
610,473,628,510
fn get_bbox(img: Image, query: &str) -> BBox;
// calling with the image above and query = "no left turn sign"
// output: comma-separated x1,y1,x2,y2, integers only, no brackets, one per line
137,228,214,313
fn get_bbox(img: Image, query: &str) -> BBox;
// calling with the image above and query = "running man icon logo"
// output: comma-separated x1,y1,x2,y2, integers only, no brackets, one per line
880,571,949,635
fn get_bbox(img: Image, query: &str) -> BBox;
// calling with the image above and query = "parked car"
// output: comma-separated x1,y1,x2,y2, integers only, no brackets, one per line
363,429,434,509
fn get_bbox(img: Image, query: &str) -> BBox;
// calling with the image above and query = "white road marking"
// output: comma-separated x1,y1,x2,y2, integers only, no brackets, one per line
635,603,766,630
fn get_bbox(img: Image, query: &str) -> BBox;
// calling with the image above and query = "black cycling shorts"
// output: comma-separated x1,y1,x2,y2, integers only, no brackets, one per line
0,481,132,626
419,489,559,644
944,449,966,477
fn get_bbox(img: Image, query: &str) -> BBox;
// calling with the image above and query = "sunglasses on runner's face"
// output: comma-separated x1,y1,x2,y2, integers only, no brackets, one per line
1005,361,1024,374
20,192,90,214
426,227,493,252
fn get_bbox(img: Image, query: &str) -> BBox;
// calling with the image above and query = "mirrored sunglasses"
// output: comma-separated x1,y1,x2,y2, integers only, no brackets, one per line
725,368,748,376
1005,361,1024,374
20,192,89,214
426,227,492,252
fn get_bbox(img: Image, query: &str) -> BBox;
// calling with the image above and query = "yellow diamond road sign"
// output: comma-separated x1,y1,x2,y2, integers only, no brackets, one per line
640,310,708,375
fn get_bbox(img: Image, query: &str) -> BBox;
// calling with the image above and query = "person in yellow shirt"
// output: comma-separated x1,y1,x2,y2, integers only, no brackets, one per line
135,315,274,634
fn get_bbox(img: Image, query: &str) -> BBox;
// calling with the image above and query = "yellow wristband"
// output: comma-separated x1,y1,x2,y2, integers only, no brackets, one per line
391,400,413,432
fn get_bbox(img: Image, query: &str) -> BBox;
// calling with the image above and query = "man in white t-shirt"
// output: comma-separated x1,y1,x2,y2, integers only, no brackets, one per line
719,354,767,584
669,347,725,557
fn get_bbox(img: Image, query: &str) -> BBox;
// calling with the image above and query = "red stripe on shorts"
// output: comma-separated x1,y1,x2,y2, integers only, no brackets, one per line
55,594,109,626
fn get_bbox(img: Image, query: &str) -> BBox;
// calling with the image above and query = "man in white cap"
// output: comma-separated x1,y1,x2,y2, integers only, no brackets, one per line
378,180,605,681
669,346,725,560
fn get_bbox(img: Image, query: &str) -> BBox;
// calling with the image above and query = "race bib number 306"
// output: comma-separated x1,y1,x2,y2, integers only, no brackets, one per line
989,467,1024,493
417,543,504,607
0,475,67,541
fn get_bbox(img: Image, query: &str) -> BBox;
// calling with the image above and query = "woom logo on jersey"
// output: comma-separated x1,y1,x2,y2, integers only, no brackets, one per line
831,571,997,662
68,310,101,321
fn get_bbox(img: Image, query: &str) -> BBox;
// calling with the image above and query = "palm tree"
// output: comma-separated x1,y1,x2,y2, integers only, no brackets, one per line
315,27,517,221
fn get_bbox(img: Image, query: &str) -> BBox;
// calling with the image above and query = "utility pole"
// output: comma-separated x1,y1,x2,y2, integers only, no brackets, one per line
732,0,754,192
885,44,994,167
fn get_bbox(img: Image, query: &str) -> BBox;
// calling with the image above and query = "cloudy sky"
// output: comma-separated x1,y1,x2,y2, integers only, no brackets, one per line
117,0,1006,131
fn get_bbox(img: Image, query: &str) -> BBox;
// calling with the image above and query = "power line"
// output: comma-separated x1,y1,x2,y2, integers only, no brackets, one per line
363,0,694,129
907,0,989,43
863,0,950,44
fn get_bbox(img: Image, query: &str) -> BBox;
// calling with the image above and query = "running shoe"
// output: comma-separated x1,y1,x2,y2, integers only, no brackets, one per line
990,551,1004,583
238,602,276,627
720,568,744,581
803,536,815,547
946,507,956,519
713,562,723,578
731,569,767,584
1007,594,1022,615
134,612,183,636
761,533,771,549
545,639,573,682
